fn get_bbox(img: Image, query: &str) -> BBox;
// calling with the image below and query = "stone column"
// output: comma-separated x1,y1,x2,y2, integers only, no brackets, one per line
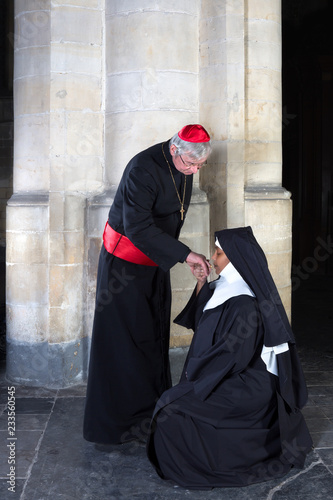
6,0,51,386
199,0,292,317
6,0,104,387
104,1,201,185
244,0,292,318
83,1,211,346
200,0,246,234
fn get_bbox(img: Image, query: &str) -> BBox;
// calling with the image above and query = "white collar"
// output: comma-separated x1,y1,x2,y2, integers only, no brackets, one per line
203,262,255,311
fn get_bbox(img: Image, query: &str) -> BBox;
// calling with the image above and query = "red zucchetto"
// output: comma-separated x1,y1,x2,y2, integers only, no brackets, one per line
178,124,210,143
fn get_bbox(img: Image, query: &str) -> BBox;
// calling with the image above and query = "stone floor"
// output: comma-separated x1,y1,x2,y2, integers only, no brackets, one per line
0,274,333,500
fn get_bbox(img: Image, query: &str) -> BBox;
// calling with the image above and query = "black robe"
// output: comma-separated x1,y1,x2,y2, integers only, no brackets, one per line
83,141,193,444
147,227,313,489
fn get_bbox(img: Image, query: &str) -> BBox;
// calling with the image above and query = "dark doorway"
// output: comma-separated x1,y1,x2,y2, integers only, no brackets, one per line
282,0,333,353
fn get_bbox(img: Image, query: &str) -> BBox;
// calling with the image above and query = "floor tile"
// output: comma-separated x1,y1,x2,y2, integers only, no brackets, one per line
316,449,333,474
321,406,333,420
0,413,49,431
0,430,42,476
7,386,58,399
306,418,333,434
311,431,333,448
305,372,333,386
302,405,327,419
272,462,333,499
311,395,333,407
3,398,54,415
57,384,87,398
308,386,333,397
0,449,36,479
13,430,43,452
1,438,33,475
0,478,25,500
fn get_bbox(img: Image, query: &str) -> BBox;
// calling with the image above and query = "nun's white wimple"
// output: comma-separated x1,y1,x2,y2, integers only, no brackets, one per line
215,237,222,250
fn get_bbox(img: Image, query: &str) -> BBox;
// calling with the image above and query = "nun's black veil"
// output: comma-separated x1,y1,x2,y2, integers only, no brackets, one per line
215,226,308,411
215,226,293,347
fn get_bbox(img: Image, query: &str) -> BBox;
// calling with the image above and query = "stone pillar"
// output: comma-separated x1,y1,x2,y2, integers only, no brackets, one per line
244,0,292,318
200,0,246,233
199,0,292,317
88,0,211,345
105,1,200,183
6,0,104,387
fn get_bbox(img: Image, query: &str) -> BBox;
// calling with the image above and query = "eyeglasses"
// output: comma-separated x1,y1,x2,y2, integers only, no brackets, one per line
179,155,207,168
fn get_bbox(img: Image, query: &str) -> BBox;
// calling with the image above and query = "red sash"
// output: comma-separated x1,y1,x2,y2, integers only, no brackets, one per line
103,222,158,267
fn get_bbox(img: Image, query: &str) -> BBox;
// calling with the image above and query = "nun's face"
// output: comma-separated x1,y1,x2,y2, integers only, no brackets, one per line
212,246,230,274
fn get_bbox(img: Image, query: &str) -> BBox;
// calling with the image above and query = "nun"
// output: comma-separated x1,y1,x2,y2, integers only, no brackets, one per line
147,226,313,490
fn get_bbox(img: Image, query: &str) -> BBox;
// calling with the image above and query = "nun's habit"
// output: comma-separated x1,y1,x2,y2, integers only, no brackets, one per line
147,227,312,490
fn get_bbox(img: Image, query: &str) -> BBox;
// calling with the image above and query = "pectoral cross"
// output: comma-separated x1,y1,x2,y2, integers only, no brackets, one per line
180,205,185,221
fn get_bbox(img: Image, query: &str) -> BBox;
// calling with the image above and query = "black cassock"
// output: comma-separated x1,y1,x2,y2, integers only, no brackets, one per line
83,141,192,444
147,227,313,489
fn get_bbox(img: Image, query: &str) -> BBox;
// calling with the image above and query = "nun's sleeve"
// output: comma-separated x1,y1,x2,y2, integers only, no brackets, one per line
186,297,263,400
174,281,213,331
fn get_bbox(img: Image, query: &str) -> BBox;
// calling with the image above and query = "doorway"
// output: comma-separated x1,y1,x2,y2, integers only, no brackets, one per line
282,0,333,351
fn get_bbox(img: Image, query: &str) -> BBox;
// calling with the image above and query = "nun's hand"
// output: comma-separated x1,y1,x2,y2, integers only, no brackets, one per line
185,251,211,277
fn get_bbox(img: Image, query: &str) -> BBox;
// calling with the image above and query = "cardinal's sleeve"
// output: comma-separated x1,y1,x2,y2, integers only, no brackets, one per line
122,167,191,271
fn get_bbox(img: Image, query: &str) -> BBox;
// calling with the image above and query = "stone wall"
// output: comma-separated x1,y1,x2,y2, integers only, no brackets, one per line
105,0,201,185
6,0,105,387
6,0,292,387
